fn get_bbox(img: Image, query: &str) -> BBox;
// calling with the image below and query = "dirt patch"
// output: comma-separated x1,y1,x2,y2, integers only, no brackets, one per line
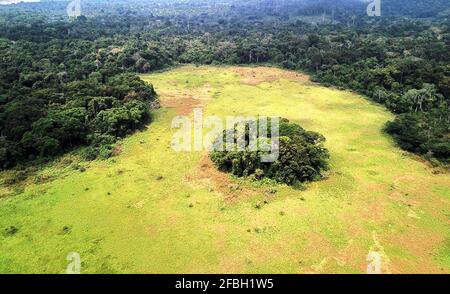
110,47,123,54
158,83,213,115
160,92,204,115
186,155,258,202
229,66,309,85
386,225,446,273
301,232,336,273
144,225,161,236
112,145,123,156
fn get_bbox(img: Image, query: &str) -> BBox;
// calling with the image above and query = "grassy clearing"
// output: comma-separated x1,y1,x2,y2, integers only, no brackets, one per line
0,66,448,273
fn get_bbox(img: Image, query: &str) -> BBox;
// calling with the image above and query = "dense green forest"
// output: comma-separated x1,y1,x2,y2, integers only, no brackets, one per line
0,0,449,169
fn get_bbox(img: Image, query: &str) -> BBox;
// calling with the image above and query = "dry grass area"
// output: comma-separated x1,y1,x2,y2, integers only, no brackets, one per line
229,66,310,85
185,155,260,202
159,83,212,115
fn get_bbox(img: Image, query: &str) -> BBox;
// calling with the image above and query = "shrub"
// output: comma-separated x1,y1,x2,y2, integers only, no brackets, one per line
210,118,330,186
4,226,18,236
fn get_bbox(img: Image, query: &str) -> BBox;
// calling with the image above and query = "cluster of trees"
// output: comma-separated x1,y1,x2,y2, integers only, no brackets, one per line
0,0,448,169
0,32,157,168
386,109,449,161
210,118,330,186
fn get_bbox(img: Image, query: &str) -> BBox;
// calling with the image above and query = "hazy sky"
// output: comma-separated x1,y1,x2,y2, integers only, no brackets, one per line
0,0,41,5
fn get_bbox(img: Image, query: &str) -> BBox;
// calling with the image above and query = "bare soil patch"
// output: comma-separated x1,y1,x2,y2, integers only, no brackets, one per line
159,83,213,115
229,66,309,85
186,155,259,202
160,91,203,115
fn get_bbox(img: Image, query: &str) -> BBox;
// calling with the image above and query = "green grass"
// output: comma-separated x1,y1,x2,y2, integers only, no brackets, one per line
0,65,448,273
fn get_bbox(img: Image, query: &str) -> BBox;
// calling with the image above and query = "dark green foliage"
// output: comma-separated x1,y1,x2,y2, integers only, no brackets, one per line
0,39,157,169
60,226,71,235
386,111,450,163
4,226,18,236
210,118,330,186
0,137,21,170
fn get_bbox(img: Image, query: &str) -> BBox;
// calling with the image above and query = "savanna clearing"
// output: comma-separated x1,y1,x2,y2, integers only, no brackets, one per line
0,66,448,273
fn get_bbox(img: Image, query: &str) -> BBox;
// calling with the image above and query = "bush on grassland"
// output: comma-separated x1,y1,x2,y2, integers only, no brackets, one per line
210,118,330,186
